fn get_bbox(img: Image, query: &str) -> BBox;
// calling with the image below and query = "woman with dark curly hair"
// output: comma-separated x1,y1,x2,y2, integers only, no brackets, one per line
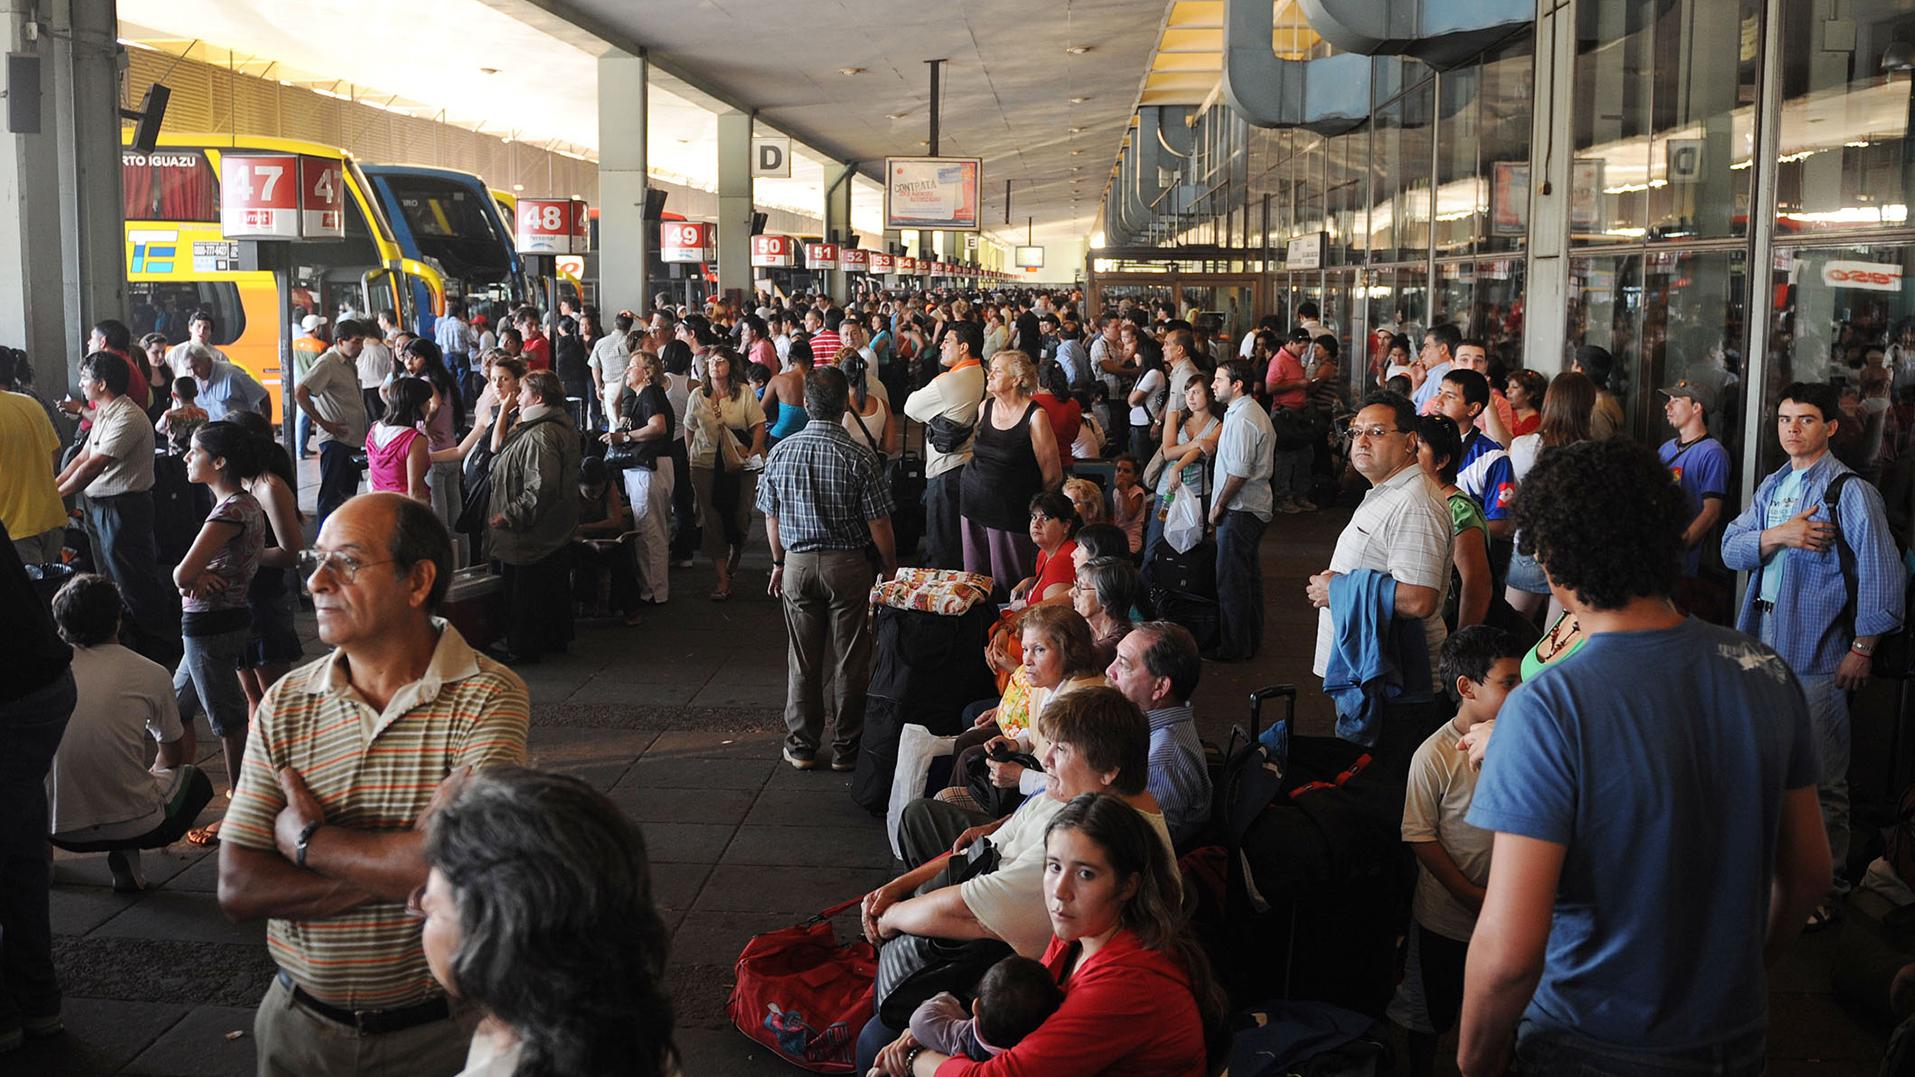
418,767,676,1077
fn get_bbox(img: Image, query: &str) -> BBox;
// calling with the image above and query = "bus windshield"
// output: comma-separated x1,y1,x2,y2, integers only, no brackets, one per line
370,171,514,290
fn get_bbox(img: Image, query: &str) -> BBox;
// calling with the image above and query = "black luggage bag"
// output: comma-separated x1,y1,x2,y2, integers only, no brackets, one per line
851,601,998,814
1203,686,1414,1017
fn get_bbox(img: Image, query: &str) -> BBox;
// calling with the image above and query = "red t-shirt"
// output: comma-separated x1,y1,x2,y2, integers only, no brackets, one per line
1032,393,1081,467
1029,539,1079,603
1510,410,1541,438
521,333,552,372
935,930,1206,1077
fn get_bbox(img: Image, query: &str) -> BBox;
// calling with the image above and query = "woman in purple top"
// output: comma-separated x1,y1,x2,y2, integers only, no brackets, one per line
172,420,266,816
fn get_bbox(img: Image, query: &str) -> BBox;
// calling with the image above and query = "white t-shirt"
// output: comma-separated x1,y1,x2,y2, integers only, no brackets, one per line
49,643,183,836
1313,464,1452,682
1403,717,1493,942
357,340,394,389
1128,367,1166,426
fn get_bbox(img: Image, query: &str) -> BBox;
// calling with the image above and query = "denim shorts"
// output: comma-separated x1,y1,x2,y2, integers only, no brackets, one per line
1505,547,1550,595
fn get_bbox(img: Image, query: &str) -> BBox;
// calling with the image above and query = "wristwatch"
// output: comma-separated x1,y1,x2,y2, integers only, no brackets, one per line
294,821,322,868
1853,640,1877,657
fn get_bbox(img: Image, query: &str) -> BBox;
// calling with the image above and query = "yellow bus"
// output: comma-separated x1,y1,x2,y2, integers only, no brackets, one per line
121,133,447,416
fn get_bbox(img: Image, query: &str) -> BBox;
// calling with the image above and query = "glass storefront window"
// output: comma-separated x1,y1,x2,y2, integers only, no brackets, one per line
1435,64,1482,257
1762,242,1915,478
1476,257,1527,371
1573,0,1654,242
1642,248,1749,457
1480,38,1534,255
1435,260,1473,334
1646,0,1758,240
1327,126,1369,266
1774,4,1915,234
1568,252,1645,427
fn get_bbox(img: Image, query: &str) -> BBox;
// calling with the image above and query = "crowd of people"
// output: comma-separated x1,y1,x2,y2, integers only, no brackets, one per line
0,278,1905,1076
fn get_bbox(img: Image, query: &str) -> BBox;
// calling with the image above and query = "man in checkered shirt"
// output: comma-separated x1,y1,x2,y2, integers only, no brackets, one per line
757,367,897,773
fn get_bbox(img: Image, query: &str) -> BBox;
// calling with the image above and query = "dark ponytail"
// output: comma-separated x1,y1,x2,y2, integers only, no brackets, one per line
191,420,261,482
225,410,296,489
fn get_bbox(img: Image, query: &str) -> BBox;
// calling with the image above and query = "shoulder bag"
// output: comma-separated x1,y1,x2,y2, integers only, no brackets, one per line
871,840,1013,1028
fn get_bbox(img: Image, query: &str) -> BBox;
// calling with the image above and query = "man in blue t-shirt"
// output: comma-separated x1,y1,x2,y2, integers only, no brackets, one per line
1459,438,1830,1076
1657,378,1732,579
1430,368,1514,541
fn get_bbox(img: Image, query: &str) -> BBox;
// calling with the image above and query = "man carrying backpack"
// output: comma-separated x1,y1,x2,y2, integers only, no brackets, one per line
1722,381,1906,929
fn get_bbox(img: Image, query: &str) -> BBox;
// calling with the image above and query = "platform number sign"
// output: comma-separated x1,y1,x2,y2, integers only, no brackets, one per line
219,152,300,240
299,157,345,238
516,197,588,255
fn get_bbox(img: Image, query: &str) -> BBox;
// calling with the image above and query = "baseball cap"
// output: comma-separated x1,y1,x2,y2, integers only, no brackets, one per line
300,314,327,333
1659,378,1717,414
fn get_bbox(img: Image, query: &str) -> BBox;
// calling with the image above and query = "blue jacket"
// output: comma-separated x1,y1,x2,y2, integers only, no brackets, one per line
1323,569,1432,747
1721,452,1904,676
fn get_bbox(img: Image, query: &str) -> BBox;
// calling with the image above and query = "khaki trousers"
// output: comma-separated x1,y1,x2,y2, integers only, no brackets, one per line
780,548,875,763
252,974,472,1077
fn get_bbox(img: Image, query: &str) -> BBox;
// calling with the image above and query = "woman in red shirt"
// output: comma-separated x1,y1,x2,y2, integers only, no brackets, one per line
871,792,1223,1077
1030,358,1081,467
1008,490,1079,609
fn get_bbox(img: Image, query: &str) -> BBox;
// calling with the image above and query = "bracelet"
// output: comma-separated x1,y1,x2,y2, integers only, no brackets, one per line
294,821,322,868
772,559,785,567
903,1046,924,1071
1853,641,1876,657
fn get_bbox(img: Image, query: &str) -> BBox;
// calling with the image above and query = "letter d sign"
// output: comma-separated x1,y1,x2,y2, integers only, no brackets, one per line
752,136,791,178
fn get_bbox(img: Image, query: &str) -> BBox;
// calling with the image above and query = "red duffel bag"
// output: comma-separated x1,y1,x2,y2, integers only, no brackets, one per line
729,895,877,1072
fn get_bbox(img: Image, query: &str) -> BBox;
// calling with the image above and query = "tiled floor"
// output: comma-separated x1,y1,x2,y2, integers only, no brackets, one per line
17,471,1894,1074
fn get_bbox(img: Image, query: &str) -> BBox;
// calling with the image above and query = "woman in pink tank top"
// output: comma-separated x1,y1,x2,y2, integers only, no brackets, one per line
364,377,432,501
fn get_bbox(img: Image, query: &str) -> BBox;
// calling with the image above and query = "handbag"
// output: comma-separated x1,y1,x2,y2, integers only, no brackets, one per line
1164,488,1205,554
872,841,1012,1028
1141,446,1168,489
1271,404,1318,450
729,895,877,1073
717,422,749,473
927,414,974,454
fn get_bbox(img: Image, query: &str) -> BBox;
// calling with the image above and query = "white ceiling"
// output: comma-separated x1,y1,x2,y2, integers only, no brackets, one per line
529,0,1173,250
118,0,1185,257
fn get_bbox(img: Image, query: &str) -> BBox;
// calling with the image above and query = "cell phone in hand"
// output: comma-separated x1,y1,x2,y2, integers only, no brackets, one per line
987,741,1015,763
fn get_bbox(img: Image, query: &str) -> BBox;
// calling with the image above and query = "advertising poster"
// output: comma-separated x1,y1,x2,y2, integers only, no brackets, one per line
884,156,982,231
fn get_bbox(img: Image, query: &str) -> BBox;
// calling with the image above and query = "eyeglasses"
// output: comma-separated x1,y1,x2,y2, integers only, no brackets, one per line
297,549,399,584
1343,425,1406,442
1068,582,1089,595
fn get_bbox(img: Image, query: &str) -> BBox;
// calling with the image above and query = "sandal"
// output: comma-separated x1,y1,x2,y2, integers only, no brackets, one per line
186,820,222,847
1806,902,1842,932
709,588,731,602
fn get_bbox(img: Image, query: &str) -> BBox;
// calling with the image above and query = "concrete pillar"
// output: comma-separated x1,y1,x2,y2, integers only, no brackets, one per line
716,109,752,299
597,49,649,313
1521,0,1575,373
56,0,124,375
823,162,854,300
0,0,116,391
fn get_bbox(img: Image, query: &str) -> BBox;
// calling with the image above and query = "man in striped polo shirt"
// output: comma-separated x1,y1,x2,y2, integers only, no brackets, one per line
218,493,529,1074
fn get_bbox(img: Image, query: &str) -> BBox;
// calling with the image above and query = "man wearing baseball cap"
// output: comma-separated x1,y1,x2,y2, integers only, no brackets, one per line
1658,377,1731,619
293,314,329,458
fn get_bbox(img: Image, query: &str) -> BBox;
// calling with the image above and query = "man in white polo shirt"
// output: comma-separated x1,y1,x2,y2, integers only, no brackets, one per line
1307,391,1452,772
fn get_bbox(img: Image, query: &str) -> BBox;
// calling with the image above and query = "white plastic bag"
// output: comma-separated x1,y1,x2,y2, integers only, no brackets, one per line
886,724,957,859
1164,492,1203,554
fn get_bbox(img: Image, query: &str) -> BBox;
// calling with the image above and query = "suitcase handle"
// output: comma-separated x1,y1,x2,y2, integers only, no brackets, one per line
1248,685,1297,739
802,894,871,926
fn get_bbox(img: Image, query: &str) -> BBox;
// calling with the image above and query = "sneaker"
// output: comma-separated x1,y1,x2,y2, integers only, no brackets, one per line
107,849,146,893
782,747,818,771
1293,498,1320,513
830,755,858,773
672,557,695,569
1275,499,1303,514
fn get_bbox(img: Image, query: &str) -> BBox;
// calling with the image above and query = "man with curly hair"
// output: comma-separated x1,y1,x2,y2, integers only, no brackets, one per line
1459,438,1831,1077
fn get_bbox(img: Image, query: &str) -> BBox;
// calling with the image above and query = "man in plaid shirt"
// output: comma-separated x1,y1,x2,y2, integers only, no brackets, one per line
757,367,897,772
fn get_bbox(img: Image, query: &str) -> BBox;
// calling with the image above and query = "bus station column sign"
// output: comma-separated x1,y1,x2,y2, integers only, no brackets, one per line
516,197,588,255
299,156,346,239
840,248,869,273
661,221,714,263
220,153,301,240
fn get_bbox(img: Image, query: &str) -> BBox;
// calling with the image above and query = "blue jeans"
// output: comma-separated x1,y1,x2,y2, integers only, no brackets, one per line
1515,1019,1766,1076
85,490,179,668
316,440,361,533
1796,672,1851,896
175,626,251,737
1213,509,1268,659
0,671,77,1030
